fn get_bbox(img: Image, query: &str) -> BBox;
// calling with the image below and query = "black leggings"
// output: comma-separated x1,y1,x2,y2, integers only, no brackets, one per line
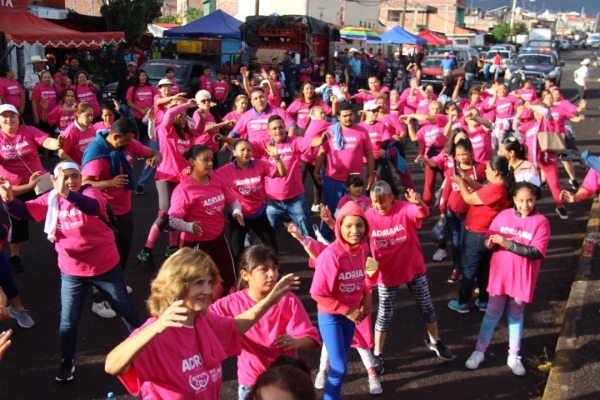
115,211,134,270
135,117,148,146
228,210,278,267
364,159,400,197
300,161,323,205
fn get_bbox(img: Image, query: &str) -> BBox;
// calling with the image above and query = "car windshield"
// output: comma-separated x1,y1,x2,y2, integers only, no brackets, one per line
430,49,458,55
513,54,554,65
422,57,445,67
141,62,188,84
486,51,510,59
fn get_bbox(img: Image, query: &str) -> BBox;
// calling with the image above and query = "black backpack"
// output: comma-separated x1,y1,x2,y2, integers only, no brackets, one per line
99,203,119,234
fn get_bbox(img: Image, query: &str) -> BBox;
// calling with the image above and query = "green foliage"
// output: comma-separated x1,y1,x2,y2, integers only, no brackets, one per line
154,15,178,24
184,7,204,24
101,0,162,43
490,21,529,42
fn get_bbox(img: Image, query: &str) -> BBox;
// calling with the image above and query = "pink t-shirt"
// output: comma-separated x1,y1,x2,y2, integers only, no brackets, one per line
493,95,520,119
321,125,373,182
388,98,404,116
301,119,331,165
127,85,158,119
81,139,150,215
400,88,423,114
458,98,491,117
214,159,277,216
193,112,218,153
163,76,179,95
61,121,97,165
223,110,244,126
466,125,493,164
212,81,228,101
53,73,69,89
358,120,392,160
231,105,296,144
119,313,241,400
156,104,194,182
252,136,312,201
32,83,61,120
93,122,111,132
0,78,23,109
269,81,282,107
25,186,119,276
366,201,428,286
336,194,371,216
0,126,48,186
169,173,237,242
209,290,320,386
200,75,212,94
48,105,77,132
553,100,578,114
379,113,406,137
153,94,168,126
416,94,438,115
550,105,575,135
486,209,551,303
73,85,100,117
416,115,448,155
516,88,538,103
582,163,600,196
286,98,332,130
354,87,390,104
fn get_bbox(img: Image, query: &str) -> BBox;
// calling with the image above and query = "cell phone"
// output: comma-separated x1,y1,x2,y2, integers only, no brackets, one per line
453,162,459,176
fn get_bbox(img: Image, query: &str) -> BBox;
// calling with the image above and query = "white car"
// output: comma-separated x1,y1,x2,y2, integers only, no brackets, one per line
559,40,571,50
589,40,600,49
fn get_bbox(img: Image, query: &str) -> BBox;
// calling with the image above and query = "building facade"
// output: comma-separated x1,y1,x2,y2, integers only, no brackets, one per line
379,0,467,35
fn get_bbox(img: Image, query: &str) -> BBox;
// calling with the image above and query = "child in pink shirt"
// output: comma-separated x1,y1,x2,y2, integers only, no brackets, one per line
465,182,550,376
334,174,371,218
47,88,77,133
199,66,212,94
210,245,320,400
59,103,97,165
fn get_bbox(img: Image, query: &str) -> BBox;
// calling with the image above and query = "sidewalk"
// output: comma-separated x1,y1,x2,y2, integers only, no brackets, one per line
543,198,600,400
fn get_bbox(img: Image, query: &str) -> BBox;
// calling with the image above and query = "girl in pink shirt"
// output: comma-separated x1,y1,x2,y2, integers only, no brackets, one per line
214,139,285,264
73,71,100,118
309,201,372,400
334,175,371,218
138,98,198,268
465,182,550,376
490,84,521,148
515,79,538,103
223,95,249,137
168,145,243,298
106,248,300,400
47,88,77,133
210,245,320,400
287,82,334,131
58,103,96,165
93,102,120,132
32,71,62,132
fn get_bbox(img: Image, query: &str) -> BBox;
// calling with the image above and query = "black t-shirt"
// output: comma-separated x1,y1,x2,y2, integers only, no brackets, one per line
333,65,346,84
465,60,478,74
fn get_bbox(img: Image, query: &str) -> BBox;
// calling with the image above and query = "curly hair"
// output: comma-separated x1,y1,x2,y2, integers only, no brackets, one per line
147,248,221,317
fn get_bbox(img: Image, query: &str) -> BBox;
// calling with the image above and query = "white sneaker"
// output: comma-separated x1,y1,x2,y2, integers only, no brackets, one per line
8,306,35,328
314,369,328,390
465,350,485,370
314,224,330,245
244,234,251,248
92,301,117,319
432,248,447,261
368,374,383,395
126,285,132,294
507,355,526,376
311,204,321,213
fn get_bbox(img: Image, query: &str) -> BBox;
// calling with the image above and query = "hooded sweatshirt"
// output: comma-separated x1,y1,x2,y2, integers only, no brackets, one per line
310,202,370,315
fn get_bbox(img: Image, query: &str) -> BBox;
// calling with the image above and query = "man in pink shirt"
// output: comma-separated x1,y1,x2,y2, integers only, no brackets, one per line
314,102,375,239
229,88,297,143
199,66,212,95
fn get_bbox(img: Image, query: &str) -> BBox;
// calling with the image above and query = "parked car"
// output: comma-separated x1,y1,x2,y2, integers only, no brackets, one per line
589,40,600,49
429,46,479,63
420,54,464,90
505,48,564,93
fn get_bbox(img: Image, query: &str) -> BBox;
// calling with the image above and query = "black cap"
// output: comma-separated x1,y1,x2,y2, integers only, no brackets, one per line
285,50,295,56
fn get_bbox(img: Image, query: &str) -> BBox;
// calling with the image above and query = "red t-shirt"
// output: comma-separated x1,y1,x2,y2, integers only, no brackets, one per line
212,81,228,101
440,162,487,217
465,183,511,232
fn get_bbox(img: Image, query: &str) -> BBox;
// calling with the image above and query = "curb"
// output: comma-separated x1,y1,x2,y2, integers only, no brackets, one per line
542,197,600,400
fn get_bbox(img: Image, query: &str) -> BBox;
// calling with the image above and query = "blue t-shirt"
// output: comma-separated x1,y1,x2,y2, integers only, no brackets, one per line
441,58,454,71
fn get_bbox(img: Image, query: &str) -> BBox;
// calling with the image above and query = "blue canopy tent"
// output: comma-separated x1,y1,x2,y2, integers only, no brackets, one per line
164,10,242,39
366,25,427,45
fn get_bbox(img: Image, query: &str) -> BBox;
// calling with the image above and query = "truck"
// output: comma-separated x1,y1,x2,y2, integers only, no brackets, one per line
526,28,554,48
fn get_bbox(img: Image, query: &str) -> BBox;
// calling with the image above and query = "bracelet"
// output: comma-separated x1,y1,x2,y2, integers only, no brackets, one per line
270,156,281,162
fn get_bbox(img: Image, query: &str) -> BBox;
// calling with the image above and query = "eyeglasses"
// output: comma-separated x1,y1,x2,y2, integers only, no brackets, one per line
198,99,210,103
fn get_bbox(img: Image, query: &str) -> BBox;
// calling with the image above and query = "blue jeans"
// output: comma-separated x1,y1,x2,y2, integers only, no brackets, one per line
266,193,315,239
445,211,465,271
238,384,252,400
60,265,141,360
458,229,491,305
464,72,474,91
119,102,136,124
318,312,355,400
321,176,348,239
138,138,159,187
285,80,296,100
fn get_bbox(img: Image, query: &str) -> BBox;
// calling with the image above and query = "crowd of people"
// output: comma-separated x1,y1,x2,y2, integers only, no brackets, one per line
0,46,598,400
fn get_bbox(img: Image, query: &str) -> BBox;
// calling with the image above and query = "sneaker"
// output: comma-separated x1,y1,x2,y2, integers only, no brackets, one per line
126,285,132,294
448,299,470,314
138,249,155,270
507,355,526,376
55,359,75,382
314,224,331,245
314,369,328,390
373,355,385,375
448,268,461,283
368,374,383,395
475,299,488,311
91,301,117,319
569,179,579,191
135,185,144,195
555,207,568,220
432,248,447,261
311,204,321,213
165,246,178,258
425,338,453,360
9,255,23,273
244,234,251,248
465,350,485,370
8,306,35,328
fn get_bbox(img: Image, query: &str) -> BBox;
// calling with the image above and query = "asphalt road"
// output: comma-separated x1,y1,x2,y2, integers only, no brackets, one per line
0,49,599,400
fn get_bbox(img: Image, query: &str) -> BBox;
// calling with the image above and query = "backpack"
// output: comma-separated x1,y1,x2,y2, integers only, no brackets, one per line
99,203,119,234
321,86,333,105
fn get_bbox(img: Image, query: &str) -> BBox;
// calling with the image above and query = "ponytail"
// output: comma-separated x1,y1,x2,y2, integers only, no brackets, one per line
488,155,514,200
502,137,527,161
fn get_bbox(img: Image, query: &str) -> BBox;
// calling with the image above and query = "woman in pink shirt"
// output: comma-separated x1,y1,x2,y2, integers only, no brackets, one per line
0,65,25,114
48,88,77,134
1,161,141,381
168,145,244,297
214,139,286,264
287,82,333,131
164,67,179,95
514,78,538,103
127,69,158,146
465,182,550,376
73,71,100,119
58,103,96,165
53,64,71,91
106,248,300,400
32,70,62,137
192,90,233,169
489,84,521,148
210,245,320,400
309,201,371,400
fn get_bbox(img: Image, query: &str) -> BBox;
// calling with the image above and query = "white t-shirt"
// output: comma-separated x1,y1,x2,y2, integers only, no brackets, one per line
574,65,589,87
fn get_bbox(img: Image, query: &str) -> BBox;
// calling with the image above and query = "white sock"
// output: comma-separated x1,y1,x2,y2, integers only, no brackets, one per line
319,344,330,372
357,348,375,371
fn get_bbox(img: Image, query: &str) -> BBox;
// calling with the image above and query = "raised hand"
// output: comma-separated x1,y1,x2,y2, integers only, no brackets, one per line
266,274,301,306
155,300,190,334
265,142,280,158
404,188,422,206
0,176,14,203
287,223,306,242
51,167,70,198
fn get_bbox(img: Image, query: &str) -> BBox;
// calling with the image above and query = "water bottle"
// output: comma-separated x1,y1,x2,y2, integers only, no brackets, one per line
107,392,115,400
582,233,595,258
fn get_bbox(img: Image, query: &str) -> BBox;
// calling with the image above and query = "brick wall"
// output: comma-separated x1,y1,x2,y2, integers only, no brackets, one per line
379,0,462,35
217,0,237,17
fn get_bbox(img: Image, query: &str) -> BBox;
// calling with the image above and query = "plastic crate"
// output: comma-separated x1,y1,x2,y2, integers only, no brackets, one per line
177,41,203,53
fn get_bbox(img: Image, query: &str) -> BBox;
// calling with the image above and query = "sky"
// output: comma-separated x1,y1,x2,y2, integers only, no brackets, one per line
469,0,599,17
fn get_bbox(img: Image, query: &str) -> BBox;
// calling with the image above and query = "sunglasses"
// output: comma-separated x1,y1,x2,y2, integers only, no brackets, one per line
198,99,210,103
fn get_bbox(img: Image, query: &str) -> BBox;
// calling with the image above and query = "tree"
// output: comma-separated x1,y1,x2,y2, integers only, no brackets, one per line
184,7,203,24
101,0,162,43
490,21,528,42
154,15,178,24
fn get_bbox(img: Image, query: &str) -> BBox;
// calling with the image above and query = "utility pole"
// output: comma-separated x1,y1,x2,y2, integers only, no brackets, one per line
255,0,259,16
509,0,518,39
401,0,408,27
340,0,345,26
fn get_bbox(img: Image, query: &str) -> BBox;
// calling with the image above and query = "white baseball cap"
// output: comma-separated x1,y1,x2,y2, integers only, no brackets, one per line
349,48,359,53
157,78,173,88
581,58,591,65
0,104,19,115
363,100,380,111
394,51,400,55
444,52,450,56
260,80,270,86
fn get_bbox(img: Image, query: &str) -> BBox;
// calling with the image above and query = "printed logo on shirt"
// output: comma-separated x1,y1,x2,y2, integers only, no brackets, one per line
209,366,222,382
136,89,154,102
499,226,533,241
6,85,20,95
204,194,224,207
2,141,30,159
339,282,357,292
371,224,405,237
338,270,364,280
235,177,261,187
78,136,95,152
189,372,209,391
182,353,204,372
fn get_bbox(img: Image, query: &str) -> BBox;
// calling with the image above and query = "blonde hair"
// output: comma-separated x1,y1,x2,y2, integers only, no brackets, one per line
147,248,221,317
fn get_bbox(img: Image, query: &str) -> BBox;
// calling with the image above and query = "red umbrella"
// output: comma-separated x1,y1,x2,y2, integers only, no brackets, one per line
417,29,452,45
